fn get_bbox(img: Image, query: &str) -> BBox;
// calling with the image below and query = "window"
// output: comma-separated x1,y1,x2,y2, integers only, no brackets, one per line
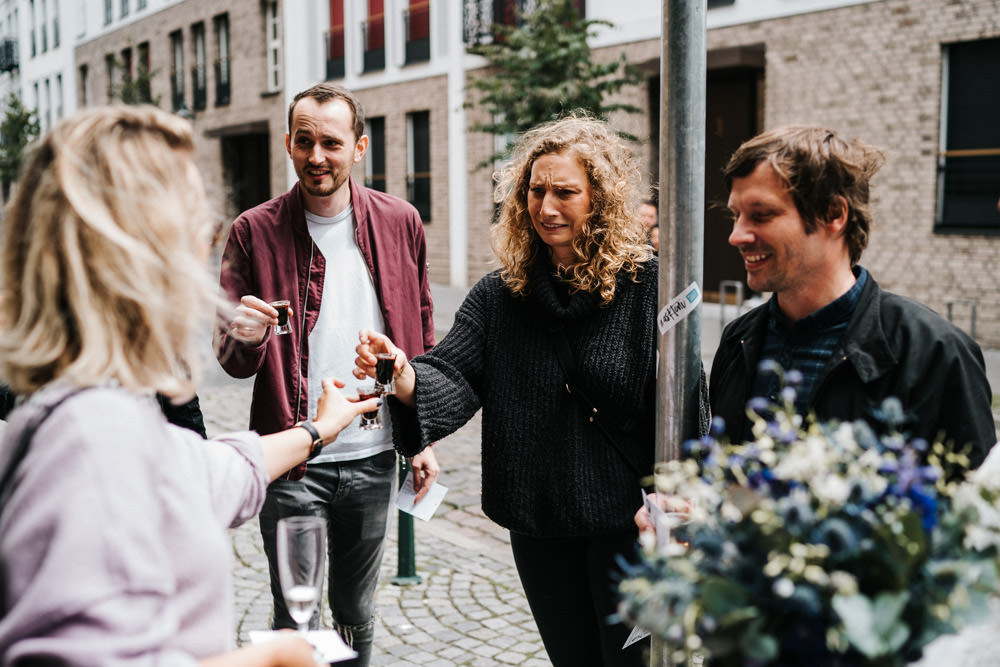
56,74,62,119
39,0,46,53
365,116,386,192
465,0,583,45
137,0,146,9
137,41,151,102
51,0,58,47
29,0,35,57
44,77,51,130
214,14,230,105
404,0,429,64
362,0,384,73
265,2,280,92
170,30,184,112
78,63,88,107
104,0,112,25
120,46,132,98
707,0,735,7
105,52,116,101
407,110,431,222
326,0,344,79
120,0,129,19
191,22,206,110
936,37,1000,233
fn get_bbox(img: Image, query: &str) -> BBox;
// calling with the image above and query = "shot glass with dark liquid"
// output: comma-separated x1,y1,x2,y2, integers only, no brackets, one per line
375,352,397,396
357,385,382,430
270,300,291,335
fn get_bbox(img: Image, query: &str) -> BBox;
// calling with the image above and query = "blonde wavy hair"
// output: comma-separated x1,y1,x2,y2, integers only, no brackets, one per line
0,105,218,399
490,114,652,305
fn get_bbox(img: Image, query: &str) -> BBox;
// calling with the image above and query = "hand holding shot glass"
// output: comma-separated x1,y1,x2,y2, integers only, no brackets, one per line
229,295,294,344
353,329,416,407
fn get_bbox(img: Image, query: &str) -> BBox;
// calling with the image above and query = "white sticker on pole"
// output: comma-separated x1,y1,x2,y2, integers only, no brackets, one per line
657,281,702,335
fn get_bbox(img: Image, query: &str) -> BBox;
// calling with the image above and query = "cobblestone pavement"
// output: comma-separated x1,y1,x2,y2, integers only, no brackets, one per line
200,379,551,666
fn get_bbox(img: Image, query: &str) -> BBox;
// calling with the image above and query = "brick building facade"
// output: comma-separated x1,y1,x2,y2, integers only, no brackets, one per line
66,0,1000,345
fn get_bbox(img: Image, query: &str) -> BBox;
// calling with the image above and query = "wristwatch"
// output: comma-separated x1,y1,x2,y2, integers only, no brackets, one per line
296,420,325,460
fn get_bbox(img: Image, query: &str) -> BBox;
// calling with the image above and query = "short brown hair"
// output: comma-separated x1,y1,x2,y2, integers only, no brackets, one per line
287,83,365,139
723,125,885,265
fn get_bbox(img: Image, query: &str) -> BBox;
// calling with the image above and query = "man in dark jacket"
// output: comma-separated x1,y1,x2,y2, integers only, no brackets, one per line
712,125,995,466
215,83,438,666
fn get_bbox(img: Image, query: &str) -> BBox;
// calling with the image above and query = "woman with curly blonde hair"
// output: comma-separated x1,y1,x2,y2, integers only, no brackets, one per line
0,105,377,666
355,114,705,666
491,113,652,304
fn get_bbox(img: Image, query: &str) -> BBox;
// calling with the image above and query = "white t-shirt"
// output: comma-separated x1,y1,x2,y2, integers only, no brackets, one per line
305,206,393,462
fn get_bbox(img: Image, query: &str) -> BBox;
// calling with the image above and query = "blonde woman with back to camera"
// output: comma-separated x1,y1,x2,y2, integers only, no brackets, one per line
355,114,708,666
0,106,377,665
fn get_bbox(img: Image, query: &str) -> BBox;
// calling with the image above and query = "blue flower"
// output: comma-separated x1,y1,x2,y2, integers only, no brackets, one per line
814,517,860,559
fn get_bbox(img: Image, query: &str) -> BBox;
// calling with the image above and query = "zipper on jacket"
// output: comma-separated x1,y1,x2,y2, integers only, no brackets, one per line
294,242,314,421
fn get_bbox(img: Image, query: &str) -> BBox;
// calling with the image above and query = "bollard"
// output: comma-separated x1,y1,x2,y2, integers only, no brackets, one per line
946,298,977,339
392,456,422,586
719,280,744,335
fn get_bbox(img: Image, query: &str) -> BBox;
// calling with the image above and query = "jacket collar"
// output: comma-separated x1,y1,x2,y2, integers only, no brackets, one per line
722,267,897,386
290,178,366,235
837,272,897,383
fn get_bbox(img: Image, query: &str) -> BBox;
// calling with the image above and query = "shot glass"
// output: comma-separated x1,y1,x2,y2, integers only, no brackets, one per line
357,385,382,430
374,352,397,396
656,511,692,551
271,300,291,335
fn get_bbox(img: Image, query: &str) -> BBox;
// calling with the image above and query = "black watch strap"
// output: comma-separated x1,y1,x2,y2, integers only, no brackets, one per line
296,420,325,460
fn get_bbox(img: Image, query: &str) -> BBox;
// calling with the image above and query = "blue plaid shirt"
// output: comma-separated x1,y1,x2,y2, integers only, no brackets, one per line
750,267,868,417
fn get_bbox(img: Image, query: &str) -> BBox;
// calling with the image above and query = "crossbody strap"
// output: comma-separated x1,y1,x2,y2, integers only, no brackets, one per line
549,325,646,478
0,387,89,515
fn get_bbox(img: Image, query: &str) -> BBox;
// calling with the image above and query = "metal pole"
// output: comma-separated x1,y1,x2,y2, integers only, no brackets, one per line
392,457,423,586
653,1,706,665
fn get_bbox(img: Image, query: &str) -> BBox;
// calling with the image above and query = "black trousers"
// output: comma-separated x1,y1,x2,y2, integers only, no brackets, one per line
510,528,648,667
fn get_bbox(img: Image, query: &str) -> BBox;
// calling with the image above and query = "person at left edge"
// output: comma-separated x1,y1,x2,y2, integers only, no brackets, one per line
214,83,439,666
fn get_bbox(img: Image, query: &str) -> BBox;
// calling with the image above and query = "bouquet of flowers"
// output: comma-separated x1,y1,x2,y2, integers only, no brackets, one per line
618,363,1000,666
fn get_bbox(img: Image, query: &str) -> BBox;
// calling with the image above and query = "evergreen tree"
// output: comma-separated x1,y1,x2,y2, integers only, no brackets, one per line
467,0,641,168
0,93,40,200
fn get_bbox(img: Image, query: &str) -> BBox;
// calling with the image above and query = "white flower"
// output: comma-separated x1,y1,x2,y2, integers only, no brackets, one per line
812,474,851,505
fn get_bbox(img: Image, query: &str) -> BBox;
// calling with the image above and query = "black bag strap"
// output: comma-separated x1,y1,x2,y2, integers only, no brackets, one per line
0,387,89,515
549,325,645,478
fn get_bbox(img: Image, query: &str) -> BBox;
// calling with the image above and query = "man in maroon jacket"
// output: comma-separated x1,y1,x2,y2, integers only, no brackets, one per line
215,83,438,666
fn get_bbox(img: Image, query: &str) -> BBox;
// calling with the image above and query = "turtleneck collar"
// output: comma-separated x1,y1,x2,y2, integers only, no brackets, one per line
527,255,601,321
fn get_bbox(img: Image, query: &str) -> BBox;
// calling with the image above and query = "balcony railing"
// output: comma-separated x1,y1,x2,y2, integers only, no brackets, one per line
325,28,345,80
362,14,385,73
404,2,430,64
214,59,230,106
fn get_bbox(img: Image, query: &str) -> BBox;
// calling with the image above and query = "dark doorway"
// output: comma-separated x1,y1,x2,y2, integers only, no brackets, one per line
221,132,271,218
644,46,761,303
704,66,759,302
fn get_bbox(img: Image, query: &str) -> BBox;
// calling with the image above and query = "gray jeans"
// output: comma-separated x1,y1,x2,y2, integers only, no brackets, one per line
259,449,397,667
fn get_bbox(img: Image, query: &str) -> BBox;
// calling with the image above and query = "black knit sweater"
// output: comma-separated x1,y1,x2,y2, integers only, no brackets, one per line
392,256,678,537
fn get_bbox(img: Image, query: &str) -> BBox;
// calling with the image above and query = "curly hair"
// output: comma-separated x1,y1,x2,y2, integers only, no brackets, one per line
723,125,885,265
490,114,652,305
0,105,218,399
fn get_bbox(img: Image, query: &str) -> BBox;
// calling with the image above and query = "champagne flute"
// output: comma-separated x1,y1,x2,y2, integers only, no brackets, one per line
276,515,326,635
